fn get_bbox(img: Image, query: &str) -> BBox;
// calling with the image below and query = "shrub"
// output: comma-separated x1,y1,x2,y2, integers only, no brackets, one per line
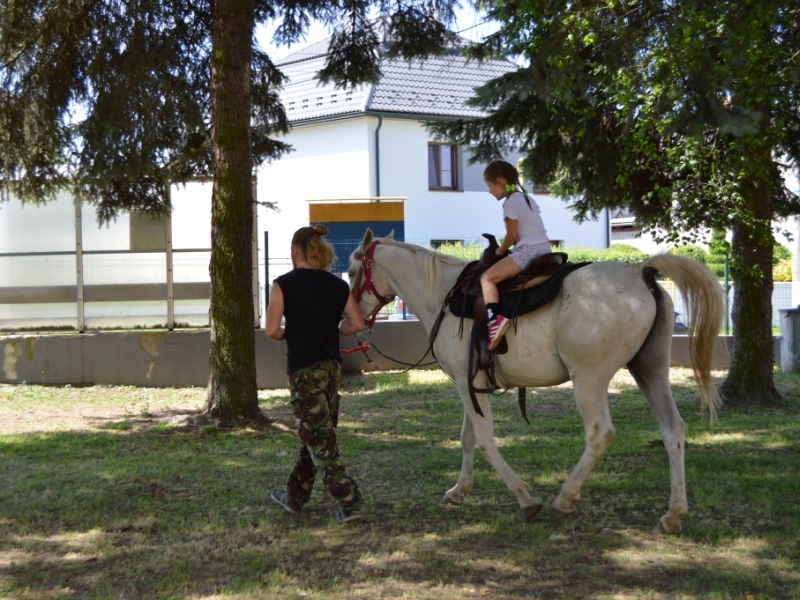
774,258,792,282
602,244,650,264
670,244,708,264
703,239,791,276
705,259,726,278
434,241,484,262
563,245,604,263
774,243,791,266
565,244,649,265
707,229,730,277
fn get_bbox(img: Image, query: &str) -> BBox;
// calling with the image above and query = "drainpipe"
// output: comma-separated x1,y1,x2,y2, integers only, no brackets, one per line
375,114,383,197
605,208,611,248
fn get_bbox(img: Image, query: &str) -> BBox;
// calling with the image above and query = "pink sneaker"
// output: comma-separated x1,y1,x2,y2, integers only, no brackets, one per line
487,314,511,351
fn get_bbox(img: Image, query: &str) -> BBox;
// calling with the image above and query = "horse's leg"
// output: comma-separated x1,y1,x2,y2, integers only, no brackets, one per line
551,376,616,520
627,348,688,533
452,380,543,520
441,410,475,504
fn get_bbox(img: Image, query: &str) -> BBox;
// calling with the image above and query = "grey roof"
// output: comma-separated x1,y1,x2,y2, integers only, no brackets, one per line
276,39,516,123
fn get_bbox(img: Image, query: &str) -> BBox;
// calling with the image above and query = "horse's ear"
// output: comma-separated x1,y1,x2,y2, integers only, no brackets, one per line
360,229,373,252
385,229,395,240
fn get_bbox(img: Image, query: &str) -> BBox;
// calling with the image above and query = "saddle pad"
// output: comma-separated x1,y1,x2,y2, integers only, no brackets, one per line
449,261,591,319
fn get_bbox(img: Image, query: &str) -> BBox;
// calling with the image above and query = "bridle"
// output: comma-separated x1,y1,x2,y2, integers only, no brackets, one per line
346,240,438,372
350,240,396,330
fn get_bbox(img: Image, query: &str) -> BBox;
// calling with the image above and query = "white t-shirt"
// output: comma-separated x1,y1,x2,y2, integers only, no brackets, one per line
503,191,549,248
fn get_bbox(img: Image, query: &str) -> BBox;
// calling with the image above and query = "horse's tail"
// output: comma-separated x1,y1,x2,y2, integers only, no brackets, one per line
644,254,724,424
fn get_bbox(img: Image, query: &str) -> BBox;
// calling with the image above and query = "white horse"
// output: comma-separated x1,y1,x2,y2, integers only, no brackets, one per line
348,230,724,533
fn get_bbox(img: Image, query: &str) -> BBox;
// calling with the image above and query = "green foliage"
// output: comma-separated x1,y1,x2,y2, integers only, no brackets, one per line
774,243,791,266
706,229,730,277
774,259,792,282
670,244,708,264
565,244,649,265
708,229,731,260
433,241,484,262
431,0,800,398
0,0,461,421
0,0,458,220
706,260,727,278
439,1,800,236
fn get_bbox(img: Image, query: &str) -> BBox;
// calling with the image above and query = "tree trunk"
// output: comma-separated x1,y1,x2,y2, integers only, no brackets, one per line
204,0,262,423
720,164,781,407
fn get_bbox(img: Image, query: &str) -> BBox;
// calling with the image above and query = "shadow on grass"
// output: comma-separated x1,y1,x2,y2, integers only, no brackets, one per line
0,403,799,599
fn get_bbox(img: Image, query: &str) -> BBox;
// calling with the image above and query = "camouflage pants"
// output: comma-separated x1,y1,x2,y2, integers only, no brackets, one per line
285,359,363,512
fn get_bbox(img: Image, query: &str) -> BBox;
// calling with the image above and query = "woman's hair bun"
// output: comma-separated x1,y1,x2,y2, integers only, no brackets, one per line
314,224,328,236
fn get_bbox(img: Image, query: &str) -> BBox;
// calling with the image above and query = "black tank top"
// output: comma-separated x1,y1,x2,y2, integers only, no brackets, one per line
275,268,350,373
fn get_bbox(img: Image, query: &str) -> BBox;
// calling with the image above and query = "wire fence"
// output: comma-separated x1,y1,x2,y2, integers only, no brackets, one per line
664,281,793,331
1,235,794,331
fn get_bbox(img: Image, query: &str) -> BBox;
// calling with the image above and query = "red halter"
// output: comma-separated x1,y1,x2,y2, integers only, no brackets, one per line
351,241,396,330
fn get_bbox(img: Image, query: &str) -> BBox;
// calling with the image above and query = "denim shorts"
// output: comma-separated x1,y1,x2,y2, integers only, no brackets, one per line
510,242,552,269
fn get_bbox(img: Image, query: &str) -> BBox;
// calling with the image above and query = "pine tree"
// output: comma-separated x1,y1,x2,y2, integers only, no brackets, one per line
1,0,459,423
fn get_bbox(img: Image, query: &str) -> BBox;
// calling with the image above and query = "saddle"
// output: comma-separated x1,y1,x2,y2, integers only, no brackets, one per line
429,234,579,423
464,234,567,366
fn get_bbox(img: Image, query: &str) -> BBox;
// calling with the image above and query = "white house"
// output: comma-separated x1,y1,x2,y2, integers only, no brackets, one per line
0,38,613,331
256,38,611,275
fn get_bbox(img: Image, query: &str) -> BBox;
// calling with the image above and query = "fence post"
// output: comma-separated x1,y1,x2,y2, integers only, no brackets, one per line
74,195,85,333
723,254,730,335
264,231,269,318
252,180,260,328
165,185,174,331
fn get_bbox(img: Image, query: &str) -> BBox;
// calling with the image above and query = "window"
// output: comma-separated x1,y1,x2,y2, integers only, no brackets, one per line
428,143,458,190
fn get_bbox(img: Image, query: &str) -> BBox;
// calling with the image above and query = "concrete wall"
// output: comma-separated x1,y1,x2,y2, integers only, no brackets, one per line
1,324,779,389
0,320,432,389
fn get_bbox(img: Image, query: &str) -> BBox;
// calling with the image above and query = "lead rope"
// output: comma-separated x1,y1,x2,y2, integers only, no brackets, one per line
343,330,438,374
341,332,380,371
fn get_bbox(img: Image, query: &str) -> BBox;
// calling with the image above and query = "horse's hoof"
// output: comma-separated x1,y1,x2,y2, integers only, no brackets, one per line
440,494,457,505
653,516,682,535
521,500,543,522
550,507,574,521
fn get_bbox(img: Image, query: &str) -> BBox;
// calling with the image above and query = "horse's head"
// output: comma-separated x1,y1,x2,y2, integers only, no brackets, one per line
347,229,397,329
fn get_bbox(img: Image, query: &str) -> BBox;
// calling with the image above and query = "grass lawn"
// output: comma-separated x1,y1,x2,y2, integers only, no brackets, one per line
0,368,798,599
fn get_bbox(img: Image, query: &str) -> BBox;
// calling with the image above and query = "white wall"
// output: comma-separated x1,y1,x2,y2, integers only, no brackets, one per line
257,118,372,275
375,117,609,247
536,194,608,249
257,115,608,256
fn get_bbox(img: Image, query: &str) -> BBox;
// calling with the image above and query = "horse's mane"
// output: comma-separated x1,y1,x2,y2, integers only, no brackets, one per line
378,237,467,290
